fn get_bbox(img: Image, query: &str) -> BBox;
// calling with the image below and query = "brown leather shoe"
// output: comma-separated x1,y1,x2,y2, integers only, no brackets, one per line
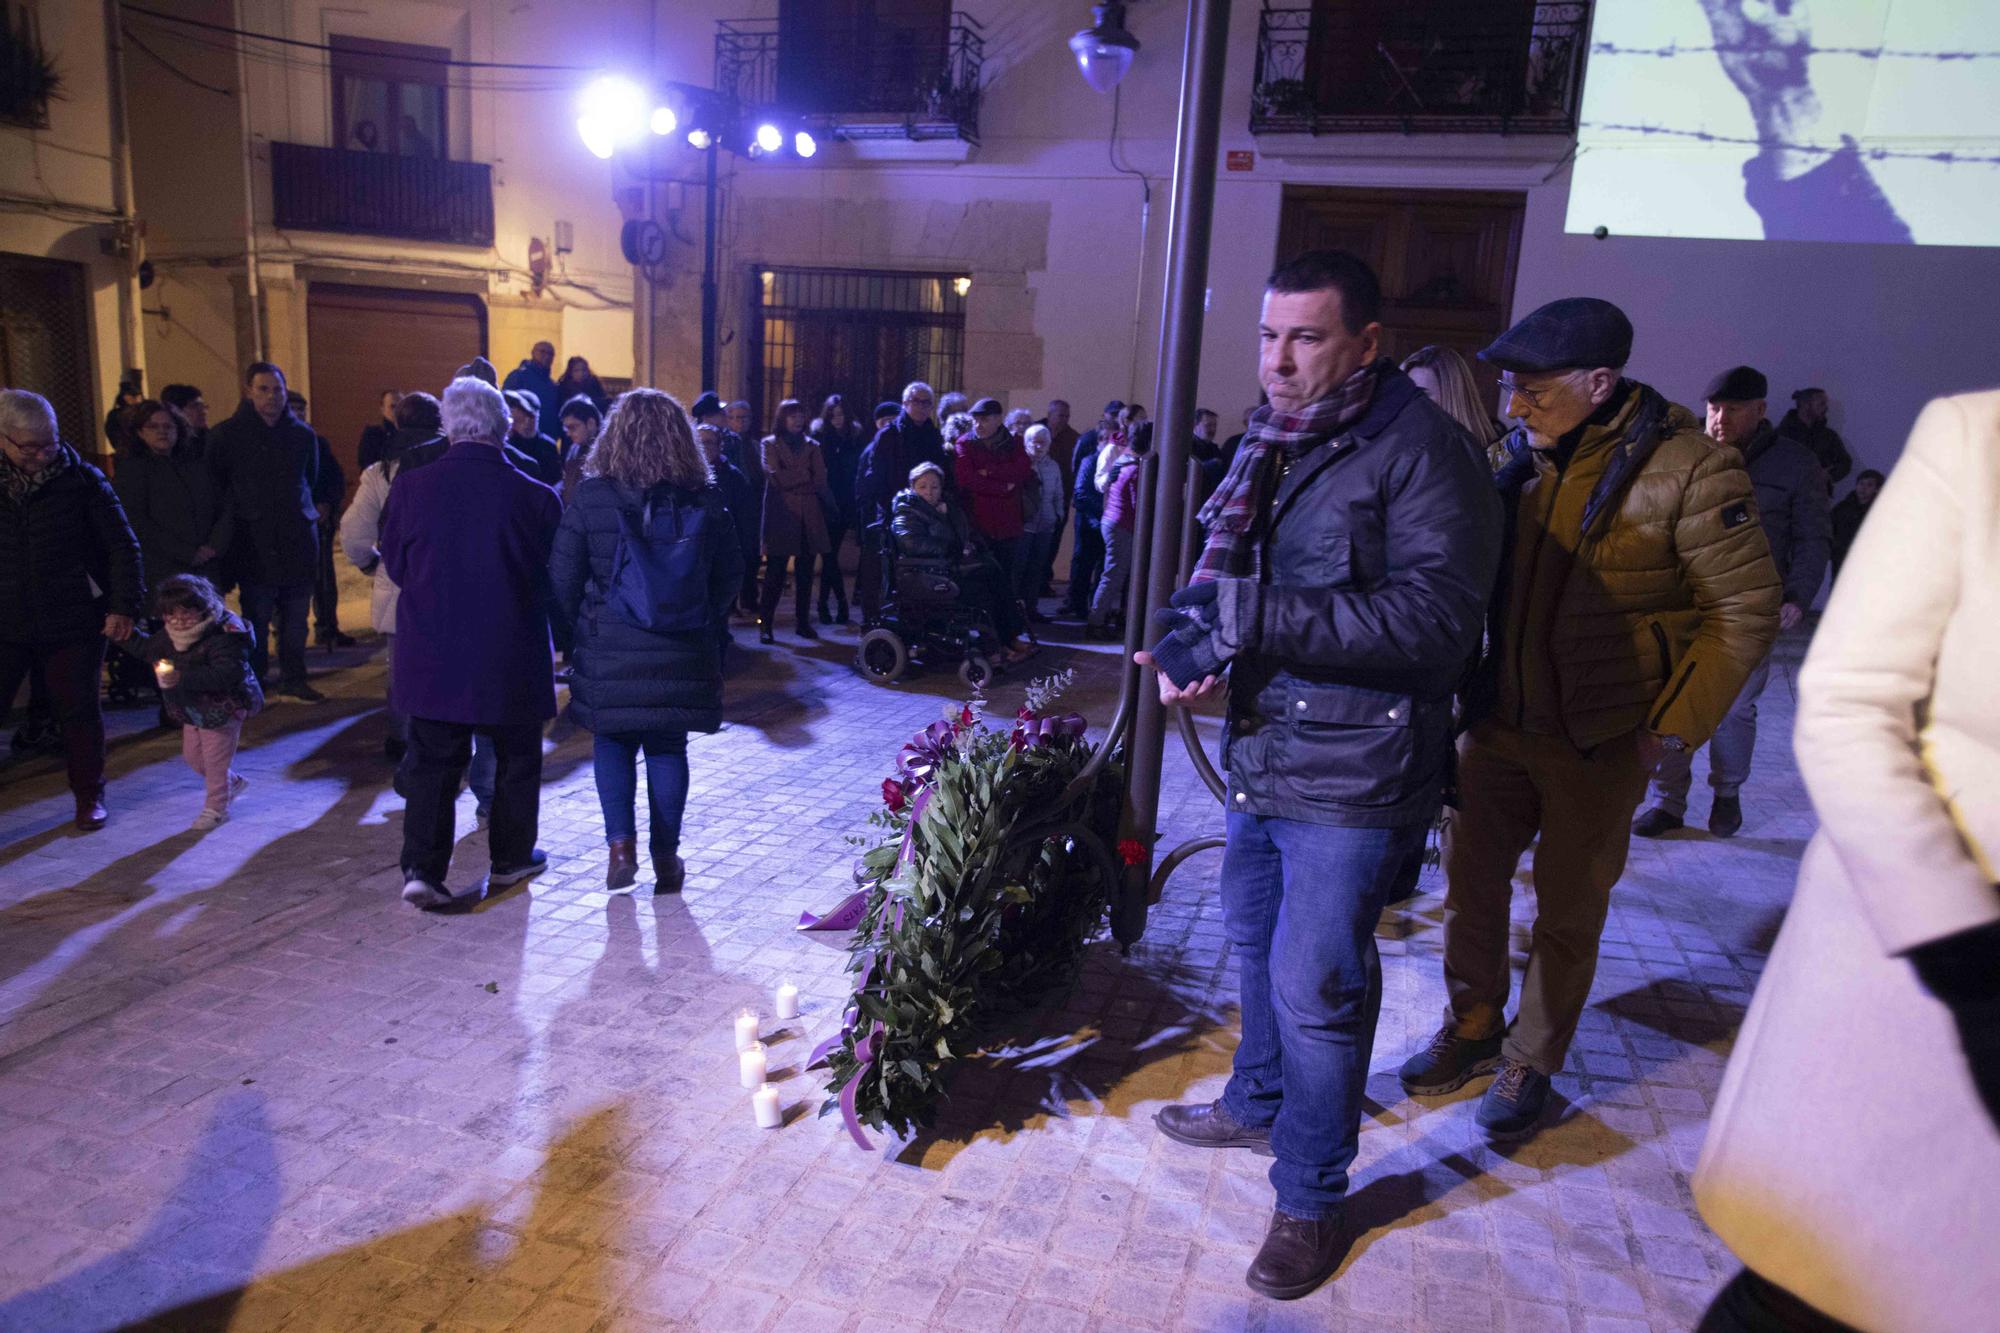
75,795,107,831
653,852,686,895
1245,1208,1349,1300
1154,1099,1273,1154
606,839,638,893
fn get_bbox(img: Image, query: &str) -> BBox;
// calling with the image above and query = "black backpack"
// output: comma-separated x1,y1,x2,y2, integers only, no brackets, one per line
606,495,712,633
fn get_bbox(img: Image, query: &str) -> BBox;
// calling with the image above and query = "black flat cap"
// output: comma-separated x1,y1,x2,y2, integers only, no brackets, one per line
454,356,498,386
1479,297,1634,373
1704,365,1768,403
503,388,539,416
690,391,723,419
874,401,900,419
972,397,1003,416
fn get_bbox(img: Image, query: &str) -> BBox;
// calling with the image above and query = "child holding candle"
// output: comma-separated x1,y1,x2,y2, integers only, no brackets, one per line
115,574,263,830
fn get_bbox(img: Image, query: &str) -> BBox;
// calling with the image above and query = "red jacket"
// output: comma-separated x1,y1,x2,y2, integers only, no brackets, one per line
952,432,1032,541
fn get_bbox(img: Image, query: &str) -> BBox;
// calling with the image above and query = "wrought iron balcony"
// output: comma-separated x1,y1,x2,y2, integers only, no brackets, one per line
714,12,983,145
1252,1,1590,136
269,142,495,246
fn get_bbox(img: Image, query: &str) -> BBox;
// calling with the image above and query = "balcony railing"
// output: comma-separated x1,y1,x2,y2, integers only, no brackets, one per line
1252,1,1590,136
715,13,983,145
270,142,495,246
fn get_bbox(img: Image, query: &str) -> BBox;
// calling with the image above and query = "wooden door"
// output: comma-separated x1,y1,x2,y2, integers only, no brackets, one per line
306,283,484,486
1277,186,1524,410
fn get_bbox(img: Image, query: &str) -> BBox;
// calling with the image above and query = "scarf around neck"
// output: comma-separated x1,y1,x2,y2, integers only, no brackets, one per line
1191,357,1387,583
166,614,215,652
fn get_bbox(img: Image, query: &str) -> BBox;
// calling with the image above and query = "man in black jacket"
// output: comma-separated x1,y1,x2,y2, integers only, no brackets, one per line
1139,251,1503,1301
289,390,353,650
853,381,945,623
1,389,144,829
1635,365,1829,838
208,362,324,701
691,392,758,612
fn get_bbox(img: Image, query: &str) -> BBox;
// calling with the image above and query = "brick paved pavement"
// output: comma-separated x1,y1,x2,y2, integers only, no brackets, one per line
0,593,1815,1331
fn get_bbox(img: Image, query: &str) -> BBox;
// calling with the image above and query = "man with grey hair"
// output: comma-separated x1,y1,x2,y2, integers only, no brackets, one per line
0,389,144,829
380,377,560,909
853,380,947,622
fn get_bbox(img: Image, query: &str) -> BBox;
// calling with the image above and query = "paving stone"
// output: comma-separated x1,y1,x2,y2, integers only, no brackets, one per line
0,605,1823,1329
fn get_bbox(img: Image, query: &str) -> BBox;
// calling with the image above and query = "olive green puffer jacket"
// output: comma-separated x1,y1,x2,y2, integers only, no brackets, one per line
1469,381,1782,751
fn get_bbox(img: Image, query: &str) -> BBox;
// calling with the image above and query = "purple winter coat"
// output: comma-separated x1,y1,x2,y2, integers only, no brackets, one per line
379,441,561,725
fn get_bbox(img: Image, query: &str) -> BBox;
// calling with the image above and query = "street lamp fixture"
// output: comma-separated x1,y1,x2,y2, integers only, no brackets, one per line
1070,3,1141,93
649,105,678,136
576,74,648,160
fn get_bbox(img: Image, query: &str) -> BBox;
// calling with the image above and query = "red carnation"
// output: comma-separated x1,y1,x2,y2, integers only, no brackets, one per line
1118,838,1147,866
882,778,907,813
959,704,975,729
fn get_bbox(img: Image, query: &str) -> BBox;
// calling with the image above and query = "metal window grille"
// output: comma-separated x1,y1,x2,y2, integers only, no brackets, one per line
747,266,967,436
0,253,96,455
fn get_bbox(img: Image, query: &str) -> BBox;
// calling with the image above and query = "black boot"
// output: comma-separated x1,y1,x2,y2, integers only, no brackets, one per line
1245,1209,1349,1300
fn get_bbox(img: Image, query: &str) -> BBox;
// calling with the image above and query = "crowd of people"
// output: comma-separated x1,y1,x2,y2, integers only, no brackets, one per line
4,240,1982,1325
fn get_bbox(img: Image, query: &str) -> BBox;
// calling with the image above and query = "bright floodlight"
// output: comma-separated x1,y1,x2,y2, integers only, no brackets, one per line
649,105,678,137
576,75,648,159
755,122,783,153
793,129,817,158
687,127,713,150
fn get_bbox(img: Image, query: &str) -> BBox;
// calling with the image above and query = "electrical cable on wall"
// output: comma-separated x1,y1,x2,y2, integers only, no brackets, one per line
1108,84,1153,404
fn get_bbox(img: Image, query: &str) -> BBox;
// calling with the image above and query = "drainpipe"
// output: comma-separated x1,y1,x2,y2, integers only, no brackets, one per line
233,0,264,356
634,0,657,386
1113,0,1232,945
102,0,142,389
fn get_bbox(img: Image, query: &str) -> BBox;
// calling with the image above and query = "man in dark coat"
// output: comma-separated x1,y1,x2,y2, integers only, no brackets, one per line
1062,400,1121,618
1636,365,1830,839
692,391,759,610
1829,468,1883,582
696,423,759,627
1,389,144,829
504,389,565,488
379,377,559,909
1776,386,1852,487
853,381,945,622
1139,253,1503,1301
288,390,352,650
502,342,562,440
206,362,324,700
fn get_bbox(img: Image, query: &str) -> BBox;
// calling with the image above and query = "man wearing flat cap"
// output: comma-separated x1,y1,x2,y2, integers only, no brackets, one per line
1635,366,1828,839
1399,297,1781,1139
692,390,760,613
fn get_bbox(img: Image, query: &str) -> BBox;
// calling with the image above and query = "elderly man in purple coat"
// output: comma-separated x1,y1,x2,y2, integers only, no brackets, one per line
380,376,562,909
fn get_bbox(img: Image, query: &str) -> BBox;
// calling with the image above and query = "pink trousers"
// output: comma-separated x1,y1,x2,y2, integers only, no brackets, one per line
182,718,243,812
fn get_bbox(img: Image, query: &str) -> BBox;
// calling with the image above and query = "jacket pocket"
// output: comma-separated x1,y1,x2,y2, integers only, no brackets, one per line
1277,681,1418,808
1648,619,1672,680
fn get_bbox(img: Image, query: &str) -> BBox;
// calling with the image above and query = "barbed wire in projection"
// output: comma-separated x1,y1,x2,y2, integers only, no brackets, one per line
1582,122,2000,168
1592,42,2000,62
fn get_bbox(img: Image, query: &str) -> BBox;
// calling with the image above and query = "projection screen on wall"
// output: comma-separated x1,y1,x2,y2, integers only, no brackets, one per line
1567,0,2000,246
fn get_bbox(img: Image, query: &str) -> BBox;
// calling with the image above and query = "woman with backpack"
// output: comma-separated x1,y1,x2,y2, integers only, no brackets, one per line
548,391,745,894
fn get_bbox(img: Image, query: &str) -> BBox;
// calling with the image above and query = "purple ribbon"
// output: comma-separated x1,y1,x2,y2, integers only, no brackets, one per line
838,1023,885,1150
797,891,869,933
1009,711,1087,751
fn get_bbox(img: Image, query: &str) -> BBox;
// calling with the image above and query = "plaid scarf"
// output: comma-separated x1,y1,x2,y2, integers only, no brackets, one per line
1191,357,1386,583
0,445,67,507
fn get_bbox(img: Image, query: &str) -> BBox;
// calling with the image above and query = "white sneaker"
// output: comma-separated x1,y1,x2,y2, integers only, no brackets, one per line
401,879,452,910
190,808,227,832
228,773,248,798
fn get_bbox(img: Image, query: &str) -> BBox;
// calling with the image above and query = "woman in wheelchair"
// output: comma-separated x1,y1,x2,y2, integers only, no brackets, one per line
891,463,1031,664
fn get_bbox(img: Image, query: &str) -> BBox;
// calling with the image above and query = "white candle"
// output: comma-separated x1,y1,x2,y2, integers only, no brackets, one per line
738,1041,766,1089
774,982,800,1020
752,1082,782,1129
733,1009,759,1052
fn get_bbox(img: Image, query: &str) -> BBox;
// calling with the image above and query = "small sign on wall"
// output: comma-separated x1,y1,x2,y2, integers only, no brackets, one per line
1225,150,1255,172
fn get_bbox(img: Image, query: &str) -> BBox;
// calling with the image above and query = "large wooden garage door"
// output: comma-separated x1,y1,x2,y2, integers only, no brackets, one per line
306,283,484,485
1277,187,1523,411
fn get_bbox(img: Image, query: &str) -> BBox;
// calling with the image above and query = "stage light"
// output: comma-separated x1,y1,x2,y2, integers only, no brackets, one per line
793,129,817,158
687,126,713,150
755,122,783,153
1069,3,1140,93
649,105,678,136
576,75,647,159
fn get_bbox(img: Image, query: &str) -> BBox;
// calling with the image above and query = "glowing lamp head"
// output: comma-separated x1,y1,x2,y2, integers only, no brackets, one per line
687,127,713,150
576,75,648,159
754,122,783,153
793,128,817,159
649,105,678,137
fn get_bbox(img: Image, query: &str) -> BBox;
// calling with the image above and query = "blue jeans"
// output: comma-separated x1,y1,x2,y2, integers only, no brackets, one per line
1219,810,1428,1220
593,730,690,853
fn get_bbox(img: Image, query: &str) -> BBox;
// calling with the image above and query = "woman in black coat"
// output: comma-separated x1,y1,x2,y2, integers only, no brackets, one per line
549,390,744,894
113,399,231,588
810,393,866,625
0,389,144,830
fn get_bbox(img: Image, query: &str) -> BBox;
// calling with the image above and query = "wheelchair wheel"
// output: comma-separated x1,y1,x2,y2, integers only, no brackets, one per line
958,654,995,692
858,628,910,685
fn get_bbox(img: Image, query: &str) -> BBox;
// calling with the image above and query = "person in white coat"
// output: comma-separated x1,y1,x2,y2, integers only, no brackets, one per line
1693,390,2000,1332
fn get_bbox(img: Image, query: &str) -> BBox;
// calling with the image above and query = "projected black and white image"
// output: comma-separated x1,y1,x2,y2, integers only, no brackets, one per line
1569,0,2000,245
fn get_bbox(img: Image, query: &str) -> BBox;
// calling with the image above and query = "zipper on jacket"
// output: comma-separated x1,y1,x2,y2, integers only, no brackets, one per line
1648,619,1671,680
1648,659,1697,733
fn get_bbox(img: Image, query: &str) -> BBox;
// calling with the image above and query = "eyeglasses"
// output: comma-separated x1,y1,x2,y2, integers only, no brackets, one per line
1497,375,1563,409
1,431,60,456
906,396,934,406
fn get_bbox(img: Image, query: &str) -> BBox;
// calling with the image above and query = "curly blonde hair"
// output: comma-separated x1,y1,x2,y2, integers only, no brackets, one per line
586,389,711,491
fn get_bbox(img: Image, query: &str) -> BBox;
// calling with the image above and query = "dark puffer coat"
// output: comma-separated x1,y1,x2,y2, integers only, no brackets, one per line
117,611,263,728
0,446,145,643
548,476,745,735
112,443,231,586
